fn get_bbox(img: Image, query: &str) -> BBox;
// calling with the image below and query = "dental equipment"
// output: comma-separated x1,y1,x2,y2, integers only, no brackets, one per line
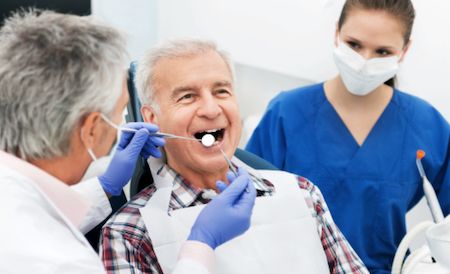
218,146,238,177
198,134,238,177
200,134,215,147
119,127,199,142
389,150,450,274
219,145,251,192
416,150,445,223
100,113,200,142
201,133,248,193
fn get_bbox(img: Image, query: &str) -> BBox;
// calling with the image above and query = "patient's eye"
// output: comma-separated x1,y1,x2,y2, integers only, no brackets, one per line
177,93,196,103
214,89,232,98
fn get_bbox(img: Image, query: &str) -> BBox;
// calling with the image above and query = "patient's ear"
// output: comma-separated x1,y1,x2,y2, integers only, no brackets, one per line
141,105,159,125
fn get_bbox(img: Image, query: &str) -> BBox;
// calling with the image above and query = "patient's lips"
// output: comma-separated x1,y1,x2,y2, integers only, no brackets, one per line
201,134,215,147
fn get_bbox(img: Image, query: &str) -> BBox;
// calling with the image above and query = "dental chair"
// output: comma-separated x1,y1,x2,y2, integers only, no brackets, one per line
126,62,278,197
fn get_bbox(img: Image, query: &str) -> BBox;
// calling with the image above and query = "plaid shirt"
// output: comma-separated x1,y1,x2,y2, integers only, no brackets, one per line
100,163,368,274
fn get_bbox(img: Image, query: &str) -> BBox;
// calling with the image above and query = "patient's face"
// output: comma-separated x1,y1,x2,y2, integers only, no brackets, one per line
143,50,241,176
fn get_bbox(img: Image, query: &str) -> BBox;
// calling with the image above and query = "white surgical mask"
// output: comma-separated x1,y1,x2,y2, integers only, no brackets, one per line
81,152,113,181
80,114,123,181
333,41,400,96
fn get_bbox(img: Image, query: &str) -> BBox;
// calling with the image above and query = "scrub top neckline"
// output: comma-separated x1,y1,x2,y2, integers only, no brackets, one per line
320,84,398,148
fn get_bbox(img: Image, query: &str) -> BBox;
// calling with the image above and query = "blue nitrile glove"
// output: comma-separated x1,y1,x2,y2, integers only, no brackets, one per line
216,170,240,193
99,122,165,196
188,168,256,249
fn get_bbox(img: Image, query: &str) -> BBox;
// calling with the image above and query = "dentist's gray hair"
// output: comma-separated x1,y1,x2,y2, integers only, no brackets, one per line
0,10,127,160
135,39,235,112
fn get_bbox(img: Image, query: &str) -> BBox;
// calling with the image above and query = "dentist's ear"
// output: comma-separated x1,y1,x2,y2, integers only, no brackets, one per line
79,112,103,149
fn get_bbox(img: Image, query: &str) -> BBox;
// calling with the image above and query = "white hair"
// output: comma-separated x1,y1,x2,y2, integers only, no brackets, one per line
0,10,127,160
135,39,235,112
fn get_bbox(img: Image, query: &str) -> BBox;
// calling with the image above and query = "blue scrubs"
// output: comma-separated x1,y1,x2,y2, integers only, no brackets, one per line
246,83,450,273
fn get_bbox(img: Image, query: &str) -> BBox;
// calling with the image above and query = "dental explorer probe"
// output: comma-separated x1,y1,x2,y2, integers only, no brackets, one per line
119,127,199,142
100,113,200,142
219,147,239,177
201,133,249,193
218,146,249,193
199,133,239,177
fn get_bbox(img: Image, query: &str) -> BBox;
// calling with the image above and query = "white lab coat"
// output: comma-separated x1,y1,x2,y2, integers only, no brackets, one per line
0,151,213,274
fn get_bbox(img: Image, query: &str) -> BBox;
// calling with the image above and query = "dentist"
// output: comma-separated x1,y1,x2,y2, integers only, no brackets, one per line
0,10,255,274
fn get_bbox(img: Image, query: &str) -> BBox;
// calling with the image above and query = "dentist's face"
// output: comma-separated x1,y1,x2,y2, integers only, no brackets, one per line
142,50,241,176
337,8,409,61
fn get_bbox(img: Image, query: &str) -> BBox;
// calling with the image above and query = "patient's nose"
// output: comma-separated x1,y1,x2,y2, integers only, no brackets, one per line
197,94,222,119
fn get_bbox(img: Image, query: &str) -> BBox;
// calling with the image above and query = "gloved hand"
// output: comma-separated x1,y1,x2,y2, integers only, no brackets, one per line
216,170,242,193
188,168,256,249
99,122,165,196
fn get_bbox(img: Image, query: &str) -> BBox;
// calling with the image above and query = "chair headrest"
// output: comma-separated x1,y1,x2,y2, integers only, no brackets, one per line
126,61,143,122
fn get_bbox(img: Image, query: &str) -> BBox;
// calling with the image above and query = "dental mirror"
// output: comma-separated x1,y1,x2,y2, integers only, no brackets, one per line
201,134,215,147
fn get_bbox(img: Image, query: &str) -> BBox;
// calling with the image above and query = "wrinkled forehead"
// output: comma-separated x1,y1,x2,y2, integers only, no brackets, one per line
151,51,233,100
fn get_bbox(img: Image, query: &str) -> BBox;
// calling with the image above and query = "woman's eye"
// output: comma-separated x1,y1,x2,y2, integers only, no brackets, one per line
376,49,391,56
347,41,361,50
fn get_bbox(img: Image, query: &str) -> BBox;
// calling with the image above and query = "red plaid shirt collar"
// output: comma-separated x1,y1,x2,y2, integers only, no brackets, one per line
151,158,274,210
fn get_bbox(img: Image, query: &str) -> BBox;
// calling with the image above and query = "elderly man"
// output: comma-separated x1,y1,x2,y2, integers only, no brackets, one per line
0,11,255,274
100,39,369,274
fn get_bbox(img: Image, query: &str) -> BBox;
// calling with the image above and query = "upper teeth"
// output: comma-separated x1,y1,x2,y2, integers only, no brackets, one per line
205,129,220,133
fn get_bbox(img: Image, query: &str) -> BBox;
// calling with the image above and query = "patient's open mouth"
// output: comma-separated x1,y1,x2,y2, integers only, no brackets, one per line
194,128,225,143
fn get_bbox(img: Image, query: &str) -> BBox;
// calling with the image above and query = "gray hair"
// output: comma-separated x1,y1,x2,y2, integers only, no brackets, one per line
0,10,127,160
135,39,235,112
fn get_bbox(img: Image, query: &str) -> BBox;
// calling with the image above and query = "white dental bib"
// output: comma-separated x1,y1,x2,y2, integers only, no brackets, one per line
140,157,330,274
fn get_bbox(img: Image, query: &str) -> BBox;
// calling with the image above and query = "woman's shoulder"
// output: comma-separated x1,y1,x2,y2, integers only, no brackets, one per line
269,82,326,110
393,89,443,117
393,89,449,130
275,82,324,100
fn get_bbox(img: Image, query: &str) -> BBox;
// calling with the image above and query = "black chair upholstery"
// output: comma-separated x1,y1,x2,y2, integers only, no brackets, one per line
126,61,143,123
234,148,278,171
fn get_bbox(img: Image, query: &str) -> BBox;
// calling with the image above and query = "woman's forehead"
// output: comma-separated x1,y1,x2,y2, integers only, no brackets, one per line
340,9,406,48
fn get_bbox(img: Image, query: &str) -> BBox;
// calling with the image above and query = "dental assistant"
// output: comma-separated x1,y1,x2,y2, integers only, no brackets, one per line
246,0,450,273
0,11,255,274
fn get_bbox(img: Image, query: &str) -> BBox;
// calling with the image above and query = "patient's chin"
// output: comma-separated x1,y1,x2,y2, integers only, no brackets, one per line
193,155,228,173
